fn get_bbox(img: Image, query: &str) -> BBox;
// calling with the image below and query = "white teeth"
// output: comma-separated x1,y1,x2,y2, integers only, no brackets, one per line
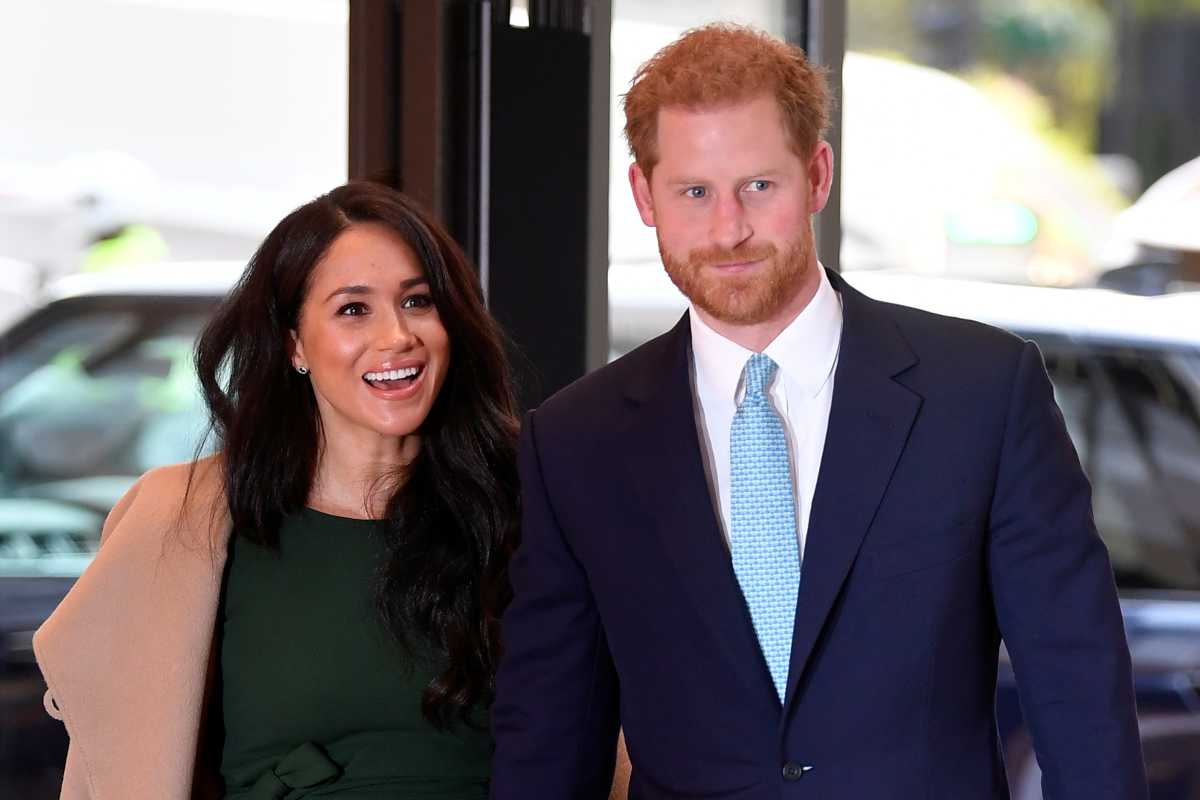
364,366,420,382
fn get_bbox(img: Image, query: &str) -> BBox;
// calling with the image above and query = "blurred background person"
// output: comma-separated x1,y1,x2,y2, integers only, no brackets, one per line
57,150,169,274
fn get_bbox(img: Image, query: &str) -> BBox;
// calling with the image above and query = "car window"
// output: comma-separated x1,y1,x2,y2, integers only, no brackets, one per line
0,310,139,393
0,301,215,578
1041,343,1200,591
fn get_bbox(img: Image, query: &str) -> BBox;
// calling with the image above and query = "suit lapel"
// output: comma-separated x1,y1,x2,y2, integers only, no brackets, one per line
622,316,779,707
783,274,922,710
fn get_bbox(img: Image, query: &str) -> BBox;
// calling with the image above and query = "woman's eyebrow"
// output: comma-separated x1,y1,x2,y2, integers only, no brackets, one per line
324,284,371,302
324,277,428,302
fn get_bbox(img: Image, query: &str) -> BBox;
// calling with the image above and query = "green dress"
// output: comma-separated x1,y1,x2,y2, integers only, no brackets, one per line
218,509,491,799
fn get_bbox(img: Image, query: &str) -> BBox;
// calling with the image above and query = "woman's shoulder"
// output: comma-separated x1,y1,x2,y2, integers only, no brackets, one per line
102,455,226,546
138,453,222,496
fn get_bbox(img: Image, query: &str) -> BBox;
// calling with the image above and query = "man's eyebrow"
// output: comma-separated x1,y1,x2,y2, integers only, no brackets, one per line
665,170,785,187
742,169,785,180
323,276,428,302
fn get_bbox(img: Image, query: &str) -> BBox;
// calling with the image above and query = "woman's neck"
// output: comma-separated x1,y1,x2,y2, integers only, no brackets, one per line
308,433,419,519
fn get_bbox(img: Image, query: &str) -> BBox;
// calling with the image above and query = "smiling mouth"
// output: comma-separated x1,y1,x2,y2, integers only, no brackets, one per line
362,365,424,391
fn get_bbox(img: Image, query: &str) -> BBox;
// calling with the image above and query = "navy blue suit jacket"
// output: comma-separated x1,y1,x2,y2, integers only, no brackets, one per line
492,271,1146,799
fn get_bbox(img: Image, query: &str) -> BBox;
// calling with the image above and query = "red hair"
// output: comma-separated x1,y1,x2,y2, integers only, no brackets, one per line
622,23,830,175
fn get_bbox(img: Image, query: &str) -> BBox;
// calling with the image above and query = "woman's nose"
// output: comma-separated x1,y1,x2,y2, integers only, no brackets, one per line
378,312,417,351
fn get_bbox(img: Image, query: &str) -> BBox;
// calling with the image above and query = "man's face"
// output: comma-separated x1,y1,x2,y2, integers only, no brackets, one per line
629,93,832,328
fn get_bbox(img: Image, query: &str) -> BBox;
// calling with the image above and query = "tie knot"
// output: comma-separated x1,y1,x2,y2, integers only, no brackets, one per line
741,353,778,398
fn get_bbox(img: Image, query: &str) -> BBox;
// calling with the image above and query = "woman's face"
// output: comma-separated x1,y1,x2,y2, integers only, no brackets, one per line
290,222,451,450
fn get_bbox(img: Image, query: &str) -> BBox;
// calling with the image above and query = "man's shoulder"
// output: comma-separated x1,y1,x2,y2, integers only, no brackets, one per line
855,287,1028,364
532,325,681,430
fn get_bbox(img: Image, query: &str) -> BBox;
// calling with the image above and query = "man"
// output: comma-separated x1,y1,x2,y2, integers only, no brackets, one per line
491,24,1146,800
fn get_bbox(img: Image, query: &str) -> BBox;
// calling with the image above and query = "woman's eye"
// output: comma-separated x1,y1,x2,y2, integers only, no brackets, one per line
337,302,368,316
402,294,434,310
685,186,706,199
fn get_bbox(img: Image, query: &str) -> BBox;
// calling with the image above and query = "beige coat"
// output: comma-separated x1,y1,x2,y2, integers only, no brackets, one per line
34,457,228,800
33,457,632,799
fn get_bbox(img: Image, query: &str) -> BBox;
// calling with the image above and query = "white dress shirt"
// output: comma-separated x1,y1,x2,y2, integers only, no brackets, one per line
689,266,844,556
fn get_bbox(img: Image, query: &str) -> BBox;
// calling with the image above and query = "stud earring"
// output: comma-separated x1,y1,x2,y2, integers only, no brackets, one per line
296,366,309,375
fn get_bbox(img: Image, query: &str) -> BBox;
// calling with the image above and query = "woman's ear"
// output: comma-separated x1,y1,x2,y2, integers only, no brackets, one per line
289,329,307,373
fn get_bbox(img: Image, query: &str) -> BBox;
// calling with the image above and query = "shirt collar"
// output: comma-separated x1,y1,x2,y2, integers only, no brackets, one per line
690,265,843,402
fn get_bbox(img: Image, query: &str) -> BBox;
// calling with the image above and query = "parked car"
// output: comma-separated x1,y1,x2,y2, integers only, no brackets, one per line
0,262,238,798
611,264,1200,799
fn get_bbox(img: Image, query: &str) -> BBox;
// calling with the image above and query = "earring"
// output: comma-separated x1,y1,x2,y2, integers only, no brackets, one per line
296,366,309,375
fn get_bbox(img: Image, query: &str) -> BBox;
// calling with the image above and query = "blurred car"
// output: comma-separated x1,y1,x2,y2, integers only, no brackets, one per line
611,264,1200,799
0,262,238,798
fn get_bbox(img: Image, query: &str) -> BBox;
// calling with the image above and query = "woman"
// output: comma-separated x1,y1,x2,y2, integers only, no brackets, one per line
33,182,520,799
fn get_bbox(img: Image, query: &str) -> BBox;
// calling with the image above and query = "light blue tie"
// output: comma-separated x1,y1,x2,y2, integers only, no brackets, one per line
730,353,801,703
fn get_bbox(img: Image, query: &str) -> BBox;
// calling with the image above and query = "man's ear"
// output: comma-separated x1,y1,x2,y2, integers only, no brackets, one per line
629,163,657,227
807,140,834,215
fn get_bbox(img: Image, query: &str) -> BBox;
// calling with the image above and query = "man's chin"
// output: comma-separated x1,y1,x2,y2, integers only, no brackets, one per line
700,306,776,326
693,288,784,326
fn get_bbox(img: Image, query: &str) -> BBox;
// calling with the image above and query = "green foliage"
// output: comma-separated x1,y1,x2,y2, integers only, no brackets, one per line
980,0,1113,151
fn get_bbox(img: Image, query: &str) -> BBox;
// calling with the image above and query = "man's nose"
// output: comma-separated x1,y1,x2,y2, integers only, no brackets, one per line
710,193,753,251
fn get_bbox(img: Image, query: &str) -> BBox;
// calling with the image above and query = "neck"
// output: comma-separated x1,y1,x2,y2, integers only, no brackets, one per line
309,432,418,519
697,259,822,352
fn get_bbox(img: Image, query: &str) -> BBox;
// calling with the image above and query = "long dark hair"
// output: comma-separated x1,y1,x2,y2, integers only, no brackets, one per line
194,182,519,727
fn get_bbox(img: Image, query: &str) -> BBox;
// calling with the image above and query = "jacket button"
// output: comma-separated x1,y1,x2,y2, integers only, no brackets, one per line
782,761,809,781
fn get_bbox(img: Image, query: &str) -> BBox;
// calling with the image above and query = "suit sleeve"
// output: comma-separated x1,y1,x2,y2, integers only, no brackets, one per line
987,341,1147,799
491,410,620,800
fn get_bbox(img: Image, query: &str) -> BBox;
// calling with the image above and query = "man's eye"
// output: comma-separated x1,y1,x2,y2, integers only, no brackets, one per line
337,302,368,316
685,186,706,199
402,294,434,310
746,180,771,192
